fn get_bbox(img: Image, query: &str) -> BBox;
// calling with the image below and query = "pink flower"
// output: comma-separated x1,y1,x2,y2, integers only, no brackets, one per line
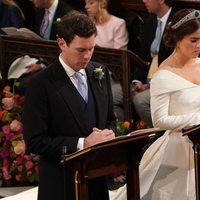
27,171,32,176
16,155,23,163
17,165,23,172
3,159,10,168
25,161,34,170
0,150,9,158
3,168,12,180
13,140,26,155
5,132,14,141
34,165,39,174
2,125,10,134
2,97,15,110
10,119,23,132
14,95,24,108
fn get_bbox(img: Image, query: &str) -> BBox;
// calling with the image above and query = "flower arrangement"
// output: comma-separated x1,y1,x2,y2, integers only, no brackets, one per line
0,84,39,186
93,66,104,86
10,154,39,184
114,121,131,137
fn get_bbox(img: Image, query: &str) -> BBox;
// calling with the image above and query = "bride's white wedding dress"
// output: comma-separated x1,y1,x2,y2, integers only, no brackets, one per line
109,70,200,200
3,70,199,200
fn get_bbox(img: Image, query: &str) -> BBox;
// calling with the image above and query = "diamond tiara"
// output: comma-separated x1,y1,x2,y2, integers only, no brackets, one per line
171,10,200,30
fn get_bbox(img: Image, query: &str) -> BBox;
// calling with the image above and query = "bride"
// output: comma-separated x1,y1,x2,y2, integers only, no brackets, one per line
109,8,200,200
2,8,200,200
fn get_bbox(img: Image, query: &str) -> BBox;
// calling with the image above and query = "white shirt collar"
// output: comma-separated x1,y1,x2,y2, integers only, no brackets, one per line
58,55,86,77
47,0,58,18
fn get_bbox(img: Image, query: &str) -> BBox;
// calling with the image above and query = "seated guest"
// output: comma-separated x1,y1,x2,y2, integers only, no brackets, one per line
14,0,75,80
33,0,74,40
15,0,36,30
131,0,174,127
0,0,24,32
85,0,129,120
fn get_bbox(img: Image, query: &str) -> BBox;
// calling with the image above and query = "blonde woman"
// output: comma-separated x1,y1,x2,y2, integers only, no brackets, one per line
85,0,128,49
0,0,25,28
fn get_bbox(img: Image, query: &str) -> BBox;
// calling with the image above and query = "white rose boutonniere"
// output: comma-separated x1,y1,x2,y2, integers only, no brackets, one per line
56,18,61,23
93,66,105,87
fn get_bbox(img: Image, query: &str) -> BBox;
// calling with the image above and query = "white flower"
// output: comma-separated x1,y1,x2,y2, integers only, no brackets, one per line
93,66,105,87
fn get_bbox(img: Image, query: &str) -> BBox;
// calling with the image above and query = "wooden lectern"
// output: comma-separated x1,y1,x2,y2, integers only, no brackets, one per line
182,124,200,200
61,128,162,200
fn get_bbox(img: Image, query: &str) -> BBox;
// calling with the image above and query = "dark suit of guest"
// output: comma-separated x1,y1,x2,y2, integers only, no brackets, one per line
35,0,73,40
0,2,24,30
24,60,115,200
133,9,175,83
132,8,176,127
15,0,35,30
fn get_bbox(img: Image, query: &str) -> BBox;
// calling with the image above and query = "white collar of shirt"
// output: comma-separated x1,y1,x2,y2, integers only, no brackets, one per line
58,55,87,87
46,0,58,22
158,7,172,36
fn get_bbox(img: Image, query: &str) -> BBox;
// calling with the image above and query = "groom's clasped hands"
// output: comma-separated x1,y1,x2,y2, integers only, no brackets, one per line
84,127,115,148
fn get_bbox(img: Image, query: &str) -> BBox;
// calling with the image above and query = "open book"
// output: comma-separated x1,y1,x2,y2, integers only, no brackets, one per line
1,27,43,40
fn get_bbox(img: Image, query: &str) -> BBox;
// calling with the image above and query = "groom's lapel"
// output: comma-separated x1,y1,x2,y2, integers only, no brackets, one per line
86,63,107,125
52,61,88,133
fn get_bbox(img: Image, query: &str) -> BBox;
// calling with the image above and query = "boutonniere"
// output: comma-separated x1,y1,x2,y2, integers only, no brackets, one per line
93,66,105,87
55,18,61,26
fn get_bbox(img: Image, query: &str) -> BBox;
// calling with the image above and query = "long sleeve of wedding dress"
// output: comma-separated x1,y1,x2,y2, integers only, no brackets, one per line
151,70,200,130
109,69,200,200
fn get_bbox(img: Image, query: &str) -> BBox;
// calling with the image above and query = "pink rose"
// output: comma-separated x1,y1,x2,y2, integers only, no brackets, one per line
16,155,24,163
14,95,24,108
25,161,34,170
34,165,39,174
3,159,10,170
10,119,23,132
5,132,14,141
3,168,12,180
0,150,9,158
2,125,10,134
2,97,15,110
14,140,26,155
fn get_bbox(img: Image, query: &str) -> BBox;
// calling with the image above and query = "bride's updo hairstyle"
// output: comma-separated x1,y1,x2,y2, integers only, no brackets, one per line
163,8,200,48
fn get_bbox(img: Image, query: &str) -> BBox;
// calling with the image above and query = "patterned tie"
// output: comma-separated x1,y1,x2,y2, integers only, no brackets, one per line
74,72,88,102
150,19,162,54
40,9,49,36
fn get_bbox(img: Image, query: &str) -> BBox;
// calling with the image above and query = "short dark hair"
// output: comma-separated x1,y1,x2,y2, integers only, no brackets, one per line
163,8,200,48
57,10,97,45
164,0,173,7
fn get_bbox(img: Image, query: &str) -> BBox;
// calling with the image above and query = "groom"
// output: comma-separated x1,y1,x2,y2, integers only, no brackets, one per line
23,11,115,200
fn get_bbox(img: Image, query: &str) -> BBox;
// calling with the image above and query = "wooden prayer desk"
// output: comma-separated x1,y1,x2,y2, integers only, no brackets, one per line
62,128,162,200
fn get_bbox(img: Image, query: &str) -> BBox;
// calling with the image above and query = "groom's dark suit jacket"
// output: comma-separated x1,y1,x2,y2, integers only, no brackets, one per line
24,60,115,200
35,0,73,40
133,8,176,83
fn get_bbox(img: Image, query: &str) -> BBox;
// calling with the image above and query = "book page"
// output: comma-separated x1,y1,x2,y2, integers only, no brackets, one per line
128,127,162,136
8,55,39,79
1,27,43,40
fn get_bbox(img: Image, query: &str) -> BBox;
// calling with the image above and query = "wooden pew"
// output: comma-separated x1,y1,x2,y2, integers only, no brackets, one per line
0,35,148,124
